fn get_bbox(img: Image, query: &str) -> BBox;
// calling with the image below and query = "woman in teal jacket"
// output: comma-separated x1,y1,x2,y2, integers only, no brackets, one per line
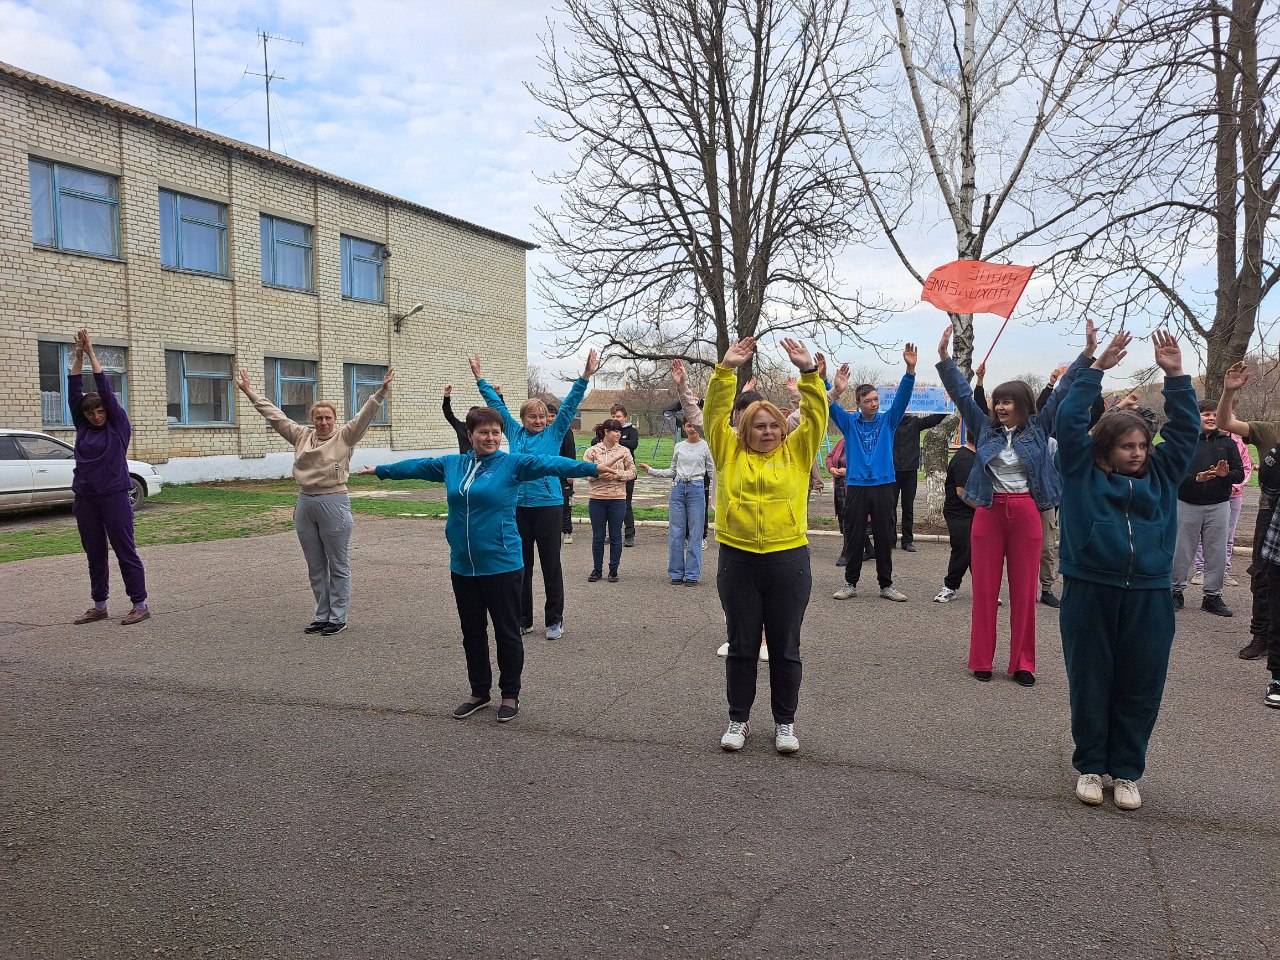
360,407,617,724
1057,330,1197,812
470,350,599,641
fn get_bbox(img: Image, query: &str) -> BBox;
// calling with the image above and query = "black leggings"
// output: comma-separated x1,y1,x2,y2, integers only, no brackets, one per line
517,505,564,629
943,511,973,590
717,544,812,724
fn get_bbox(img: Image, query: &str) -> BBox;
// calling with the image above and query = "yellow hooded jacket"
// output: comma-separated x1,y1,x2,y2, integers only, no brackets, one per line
704,365,829,553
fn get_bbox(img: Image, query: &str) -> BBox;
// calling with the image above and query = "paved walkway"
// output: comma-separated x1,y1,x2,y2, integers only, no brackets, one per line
1,521,1274,958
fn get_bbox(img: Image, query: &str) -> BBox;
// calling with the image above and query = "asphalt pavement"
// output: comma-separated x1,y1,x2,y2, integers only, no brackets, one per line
1,520,1275,959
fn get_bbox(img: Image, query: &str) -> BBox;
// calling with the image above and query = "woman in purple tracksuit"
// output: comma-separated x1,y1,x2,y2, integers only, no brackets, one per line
67,329,150,626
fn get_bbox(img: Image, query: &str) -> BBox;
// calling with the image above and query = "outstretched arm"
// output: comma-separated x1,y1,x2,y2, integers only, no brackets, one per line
236,369,305,444
340,368,395,445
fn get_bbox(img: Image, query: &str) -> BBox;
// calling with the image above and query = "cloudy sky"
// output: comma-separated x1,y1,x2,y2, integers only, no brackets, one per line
1,0,1240,389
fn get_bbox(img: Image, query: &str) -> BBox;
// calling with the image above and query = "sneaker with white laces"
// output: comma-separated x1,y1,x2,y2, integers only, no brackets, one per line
546,622,564,640
1190,570,1204,585
1112,778,1142,810
880,585,908,602
716,641,729,658
760,644,770,662
720,720,749,751
562,532,573,545
774,723,799,754
933,586,957,603
832,583,857,600
1075,773,1103,806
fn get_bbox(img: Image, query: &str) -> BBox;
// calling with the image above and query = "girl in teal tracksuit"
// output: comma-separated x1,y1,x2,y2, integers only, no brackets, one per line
362,408,606,724
1056,330,1197,811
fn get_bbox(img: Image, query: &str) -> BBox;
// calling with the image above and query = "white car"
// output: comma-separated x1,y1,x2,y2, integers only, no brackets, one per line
0,429,163,510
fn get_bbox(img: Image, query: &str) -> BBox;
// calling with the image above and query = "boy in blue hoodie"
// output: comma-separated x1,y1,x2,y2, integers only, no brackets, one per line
1056,330,1197,812
360,408,613,724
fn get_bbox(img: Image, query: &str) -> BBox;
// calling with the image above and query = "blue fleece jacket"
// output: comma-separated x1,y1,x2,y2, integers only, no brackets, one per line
375,450,597,577
1057,368,1198,589
829,371,915,486
477,377,588,508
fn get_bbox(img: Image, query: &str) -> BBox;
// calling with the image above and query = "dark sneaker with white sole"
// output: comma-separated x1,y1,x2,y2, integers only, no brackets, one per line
453,698,491,719
321,622,347,636
1267,680,1280,709
304,620,328,634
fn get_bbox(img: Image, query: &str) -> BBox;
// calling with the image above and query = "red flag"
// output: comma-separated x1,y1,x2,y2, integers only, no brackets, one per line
920,260,1036,319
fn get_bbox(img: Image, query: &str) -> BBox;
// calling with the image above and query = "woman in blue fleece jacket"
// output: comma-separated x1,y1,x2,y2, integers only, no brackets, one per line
1056,330,1197,812
359,407,616,724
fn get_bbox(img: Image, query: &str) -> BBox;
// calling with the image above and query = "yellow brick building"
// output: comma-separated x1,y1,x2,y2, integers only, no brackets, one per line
0,62,532,481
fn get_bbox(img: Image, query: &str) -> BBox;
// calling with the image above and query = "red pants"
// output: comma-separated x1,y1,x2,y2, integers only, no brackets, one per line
969,492,1042,674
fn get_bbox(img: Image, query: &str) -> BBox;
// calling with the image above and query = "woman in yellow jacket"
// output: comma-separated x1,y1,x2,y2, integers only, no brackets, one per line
706,336,828,754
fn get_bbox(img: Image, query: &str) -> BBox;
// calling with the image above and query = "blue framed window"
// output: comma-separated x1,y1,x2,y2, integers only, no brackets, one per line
166,350,234,425
260,214,314,291
160,189,227,274
38,342,128,427
340,235,385,302
29,158,120,257
264,357,317,422
344,363,388,426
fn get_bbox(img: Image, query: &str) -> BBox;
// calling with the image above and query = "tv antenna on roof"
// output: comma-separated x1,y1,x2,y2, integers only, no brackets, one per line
244,30,302,153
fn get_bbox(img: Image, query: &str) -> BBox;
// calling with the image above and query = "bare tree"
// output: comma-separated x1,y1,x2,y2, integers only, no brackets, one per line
531,0,887,380
527,363,552,401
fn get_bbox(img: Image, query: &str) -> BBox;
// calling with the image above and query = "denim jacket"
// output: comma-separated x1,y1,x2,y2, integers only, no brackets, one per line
936,352,1092,511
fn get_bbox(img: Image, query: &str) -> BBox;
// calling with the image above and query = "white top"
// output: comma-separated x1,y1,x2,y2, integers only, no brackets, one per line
986,426,1030,493
647,439,716,484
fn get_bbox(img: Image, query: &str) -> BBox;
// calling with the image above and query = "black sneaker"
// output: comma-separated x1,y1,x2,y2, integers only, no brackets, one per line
623,533,635,548
608,570,619,583
973,670,993,682
321,622,347,636
1040,590,1060,608
670,578,683,585
835,553,848,567
902,542,917,553
496,702,519,723
588,570,602,582
1201,594,1233,617
1267,680,1280,709
453,698,491,719
1013,670,1036,687
1239,637,1269,660
304,620,328,634
1171,590,1184,610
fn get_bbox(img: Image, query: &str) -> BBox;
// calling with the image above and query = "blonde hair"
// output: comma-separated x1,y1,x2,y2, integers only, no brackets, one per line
310,400,338,420
520,398,549,421
735,399,786,451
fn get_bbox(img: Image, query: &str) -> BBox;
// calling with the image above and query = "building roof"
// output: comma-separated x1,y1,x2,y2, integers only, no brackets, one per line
580,387,634,409
0,60,537,252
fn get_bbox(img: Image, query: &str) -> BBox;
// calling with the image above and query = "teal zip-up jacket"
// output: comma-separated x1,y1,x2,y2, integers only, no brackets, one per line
477,377,588,508
1057,368,1198,589
375,451,597,577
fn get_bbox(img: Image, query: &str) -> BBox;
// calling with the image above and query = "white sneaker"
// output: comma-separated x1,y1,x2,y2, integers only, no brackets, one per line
880,585,908,602
562,532,573,545
832,583,857,600
1190,570,1204,585
760,644,770,662
546,622,563,641
1112,778,1142,810
934,586,957,603
1075,773,1103,806
774,723,799,753
1225,575,1238,587
716,641,729,658
720,720,749,751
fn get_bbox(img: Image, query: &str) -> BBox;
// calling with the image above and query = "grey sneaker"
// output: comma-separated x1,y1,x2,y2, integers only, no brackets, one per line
1112,778,1142,810
933,586,957,603
880,585,908,602
832,583,857,600
1190,570,1204,585
546,622,563,640
774,723,799,754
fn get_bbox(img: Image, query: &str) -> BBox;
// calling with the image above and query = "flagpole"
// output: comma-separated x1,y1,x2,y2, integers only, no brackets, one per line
979,316,1013,369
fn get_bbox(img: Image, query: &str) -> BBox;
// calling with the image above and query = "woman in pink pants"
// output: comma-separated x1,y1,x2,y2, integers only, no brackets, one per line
936,322,1099,686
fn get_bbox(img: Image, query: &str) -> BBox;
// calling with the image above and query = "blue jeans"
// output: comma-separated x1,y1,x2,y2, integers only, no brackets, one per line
589,498,626,573
668,480,705,582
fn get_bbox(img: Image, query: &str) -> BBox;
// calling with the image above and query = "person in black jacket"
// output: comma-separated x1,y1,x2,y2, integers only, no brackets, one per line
934,438,977,603
611,403,641,546
548,401,578,543
1172,398,1246,616
892,411,948,550
441,385,474,454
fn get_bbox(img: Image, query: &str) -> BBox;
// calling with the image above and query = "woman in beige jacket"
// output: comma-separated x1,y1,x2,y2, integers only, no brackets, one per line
235,367,393,636
582,419,637,582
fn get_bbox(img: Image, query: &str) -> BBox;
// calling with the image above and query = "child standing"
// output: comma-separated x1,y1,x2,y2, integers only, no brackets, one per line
934,438,977,603
582,420,637,582
1057,330,1197,811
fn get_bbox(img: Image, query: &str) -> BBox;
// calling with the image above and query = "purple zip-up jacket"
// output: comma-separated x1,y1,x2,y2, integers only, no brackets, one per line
69,371,133,497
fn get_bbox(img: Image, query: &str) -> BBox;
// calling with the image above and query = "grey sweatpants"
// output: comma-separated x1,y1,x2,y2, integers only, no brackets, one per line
1040,508,1059,592
1173,500,1230,596
294,493,354,623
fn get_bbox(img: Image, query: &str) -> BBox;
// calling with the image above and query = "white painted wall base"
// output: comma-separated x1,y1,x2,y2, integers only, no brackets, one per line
155,448,455,484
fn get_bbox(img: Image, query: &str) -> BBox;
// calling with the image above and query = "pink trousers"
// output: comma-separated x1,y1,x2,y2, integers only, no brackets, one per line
969,492,1043,674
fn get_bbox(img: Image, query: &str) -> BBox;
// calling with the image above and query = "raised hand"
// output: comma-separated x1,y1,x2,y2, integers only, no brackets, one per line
903,342,918,373
785,376,800,399
354,466,379,476
974,361,986,385
444,384,453,397
1084,318,1098,357
1114,393,1139,410
833,363,851,395
1048,363,1068,386
721,337,756,369
671,358,688,390
742,377,758,393
468,355,483,380
382,368,396,391
938,326,953,361
815,352,827,381
780,337,814,371
1091,330,1132,371
1223,360,1250,391
234,369,253,395
1152,330,1183,377
638,463,652,474
582,347,600,379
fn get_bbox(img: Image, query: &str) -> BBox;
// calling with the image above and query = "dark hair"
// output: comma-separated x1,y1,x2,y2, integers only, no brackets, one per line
1091,410,1154,475
465,407,504,433
594,418,624,443
1198,398,1218,414
988,380,1036,429
80,393,104,414
855,384,877,403
734,390,764,413
610,403,628,417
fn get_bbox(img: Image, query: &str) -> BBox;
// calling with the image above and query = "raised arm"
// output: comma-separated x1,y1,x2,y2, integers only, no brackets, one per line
1215,362,1252,438
884,343,917,430
340,368,394,445
78,329,127,426
1145,331,1197,482
442,387,463,430
936,328,987,436
780,338,828,465
1036,352,1094,436
235,368,305,445
671,359,703,428
704,338,754,464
